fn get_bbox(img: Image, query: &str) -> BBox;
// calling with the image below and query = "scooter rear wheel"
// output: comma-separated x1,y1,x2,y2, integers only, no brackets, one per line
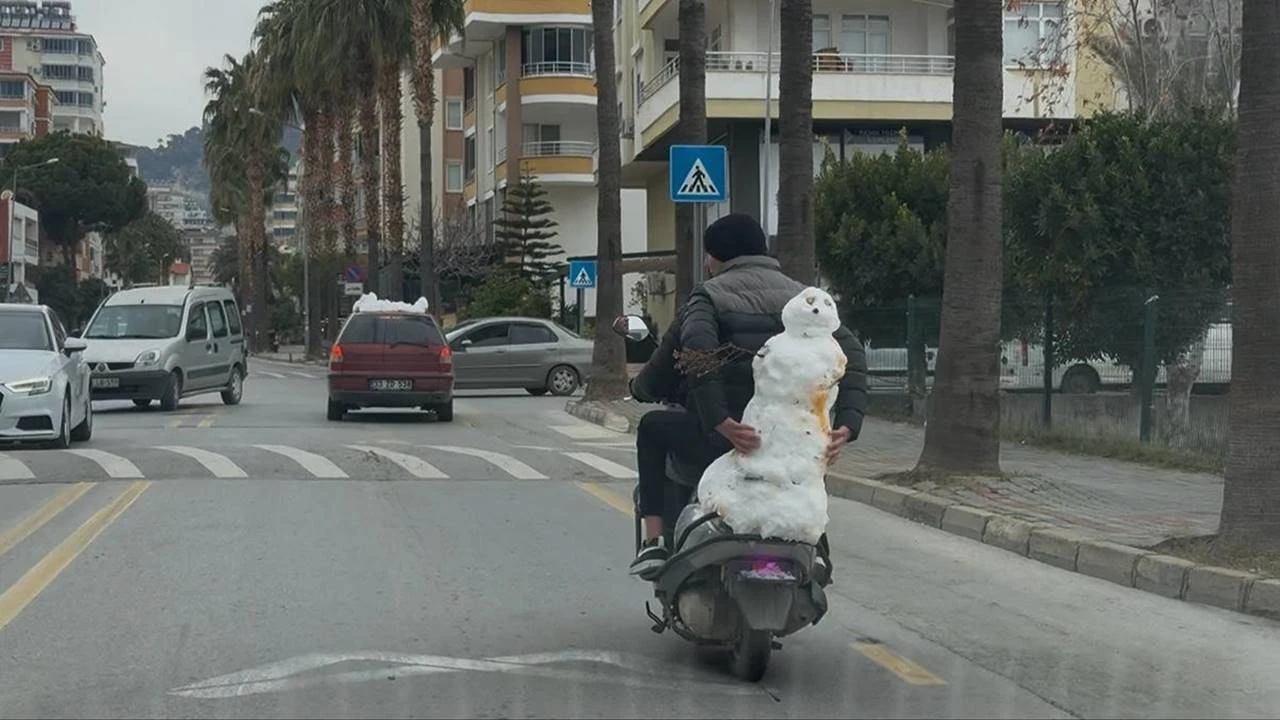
731,629,772,682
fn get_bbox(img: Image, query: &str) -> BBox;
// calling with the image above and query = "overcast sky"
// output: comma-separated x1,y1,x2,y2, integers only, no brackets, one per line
77,0,266,147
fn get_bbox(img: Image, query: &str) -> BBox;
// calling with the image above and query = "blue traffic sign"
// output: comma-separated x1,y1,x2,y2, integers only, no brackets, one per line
344,264,363,282
669,144,729,204
568,260,597,289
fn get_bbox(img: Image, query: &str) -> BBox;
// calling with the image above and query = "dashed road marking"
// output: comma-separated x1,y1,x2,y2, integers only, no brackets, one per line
574,481,633,515
563,452,637,479
346,445,447,479
62,449,144,479
550,424,623,440
428,445,548,480
155,446,248,479
853,642,947,686
0,483,94,558
254,445,349,479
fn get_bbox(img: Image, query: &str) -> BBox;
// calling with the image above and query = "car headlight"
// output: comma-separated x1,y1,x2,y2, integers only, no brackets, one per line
134,349,161,367
4,377,52,395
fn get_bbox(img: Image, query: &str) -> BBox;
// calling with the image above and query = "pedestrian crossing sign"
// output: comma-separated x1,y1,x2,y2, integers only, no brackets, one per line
669,145,729,204
569,259,597,289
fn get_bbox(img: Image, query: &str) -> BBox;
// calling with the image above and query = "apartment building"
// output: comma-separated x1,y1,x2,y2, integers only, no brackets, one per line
424,1,649,317
0,190,39,300
0,70,51,153
0,1,104,137
269,161,300,253
614,0,1118,324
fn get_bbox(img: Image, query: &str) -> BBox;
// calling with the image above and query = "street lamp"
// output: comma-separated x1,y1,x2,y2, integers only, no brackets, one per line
4,157,59,303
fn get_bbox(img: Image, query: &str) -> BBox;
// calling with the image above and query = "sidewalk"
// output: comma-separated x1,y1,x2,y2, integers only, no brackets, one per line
571,398,1221,547
252,344,316,364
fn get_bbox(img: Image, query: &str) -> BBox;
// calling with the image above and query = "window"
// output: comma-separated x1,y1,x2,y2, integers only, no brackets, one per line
510,323,557,345
460,322,510,347
41,64,76,80
445,98,464,130
521,27,594,72
0,311,51,351
338,314,379,343
50,313,66,349
463,67,475,105
522,123,561,146
383,315,446,345
495,36,507,84
813,14,832,51
76,66,94,82
186,303,209,340
54,89,75,104
85,305,183,339
1003,2,1064,67
446,161,464,192
708,26,722,52
42,37,77,54
77,91,93,107
222,301,242,335
841,15,890,55
487,126,495,171
208,301,229,339
464,136,476,179
0,80,23,99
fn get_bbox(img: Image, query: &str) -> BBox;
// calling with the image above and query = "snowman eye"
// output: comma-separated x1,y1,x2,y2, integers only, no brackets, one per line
805,295,816,305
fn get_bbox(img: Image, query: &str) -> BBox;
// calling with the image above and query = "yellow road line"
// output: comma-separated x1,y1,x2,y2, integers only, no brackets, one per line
0,483,95,559
574,481,632,516
197,415,217,429
165,417,186,429
0,481,151,633
853,642,947,686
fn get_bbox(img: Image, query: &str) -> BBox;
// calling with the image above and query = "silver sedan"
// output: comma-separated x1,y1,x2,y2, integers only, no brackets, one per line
0,303,93,448
445,317,594,396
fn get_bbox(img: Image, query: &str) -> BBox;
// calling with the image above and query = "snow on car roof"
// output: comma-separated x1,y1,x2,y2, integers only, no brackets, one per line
352,293,430,315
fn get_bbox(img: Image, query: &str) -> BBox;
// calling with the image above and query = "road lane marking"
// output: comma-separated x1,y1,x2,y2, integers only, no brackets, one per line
0,483,95,558
563,452,637,479
0,480,150,633
550,424,622,440
574,481,633,515
257,371,286,379
254,445,349,479
288,372,316,379
346,445,447,479
853,642,947,686
428,445,547,480
166,417,186,429
62,449,144,479
197,415,217,429
155,446,248,479
0,451,34,480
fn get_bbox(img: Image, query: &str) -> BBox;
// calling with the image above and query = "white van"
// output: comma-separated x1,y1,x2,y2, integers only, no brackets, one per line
77,285,248,410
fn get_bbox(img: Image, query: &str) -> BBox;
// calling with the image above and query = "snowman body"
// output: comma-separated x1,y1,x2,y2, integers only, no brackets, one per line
695,287,848,544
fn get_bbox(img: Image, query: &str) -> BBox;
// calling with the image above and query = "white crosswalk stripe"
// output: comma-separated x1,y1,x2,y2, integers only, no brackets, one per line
62,449,144,479
155,446,248,479
562,452,637,479
346,445,447,479
256,371,287,379
254,445,349,479
549,424,623,440
428,445,548,480
0,451,34,480
288,372,318,379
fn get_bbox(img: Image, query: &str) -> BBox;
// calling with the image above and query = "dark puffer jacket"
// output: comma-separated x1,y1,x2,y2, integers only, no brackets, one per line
678,255,869,437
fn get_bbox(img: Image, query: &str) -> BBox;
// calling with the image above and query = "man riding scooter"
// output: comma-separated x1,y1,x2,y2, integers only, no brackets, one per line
623,213,870,580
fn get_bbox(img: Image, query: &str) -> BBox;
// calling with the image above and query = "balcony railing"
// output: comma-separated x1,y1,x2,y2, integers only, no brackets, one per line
521,61,594,77
522,140,596,157
497,145,507,164
640,51,956,101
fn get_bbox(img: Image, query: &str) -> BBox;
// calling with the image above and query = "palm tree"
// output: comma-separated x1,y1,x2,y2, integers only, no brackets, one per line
409,0,466,314
674,0,707,304
379,50,408,300
776,0,815,284
203,51,283,353
914,1,1005,475
584,0,627,399
1219,0,1280,548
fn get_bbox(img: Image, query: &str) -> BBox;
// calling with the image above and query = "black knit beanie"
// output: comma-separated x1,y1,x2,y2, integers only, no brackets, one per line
703,213,769,262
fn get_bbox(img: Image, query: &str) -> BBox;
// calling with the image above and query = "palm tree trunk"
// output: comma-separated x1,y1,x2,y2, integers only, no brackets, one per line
1219,0,1280,547
410,0,440,315
300,106,323,358
915,0,1004,475
584,0,627,400
314,105,342,340
247,159,269,354
378,60,406,300
674,0,706,305
337,116,358,260
358,83,382,296
776,0,815,284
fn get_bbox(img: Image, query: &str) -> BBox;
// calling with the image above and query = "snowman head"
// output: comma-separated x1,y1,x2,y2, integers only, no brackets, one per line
782,287,841,337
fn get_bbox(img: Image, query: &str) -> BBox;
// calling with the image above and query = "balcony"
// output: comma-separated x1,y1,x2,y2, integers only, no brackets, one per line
434,0,592,65
519,61,597,106
636,51,955,146
514,140,595,184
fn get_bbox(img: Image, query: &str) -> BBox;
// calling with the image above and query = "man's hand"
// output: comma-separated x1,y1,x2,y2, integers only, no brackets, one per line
716,417,761,455
825,426,853,466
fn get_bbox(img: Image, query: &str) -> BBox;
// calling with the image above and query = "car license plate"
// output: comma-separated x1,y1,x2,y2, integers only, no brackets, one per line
370,379,412,391
91,377,119,389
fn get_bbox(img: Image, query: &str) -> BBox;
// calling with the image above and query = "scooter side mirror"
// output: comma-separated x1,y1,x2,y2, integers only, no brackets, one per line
612,314,651,342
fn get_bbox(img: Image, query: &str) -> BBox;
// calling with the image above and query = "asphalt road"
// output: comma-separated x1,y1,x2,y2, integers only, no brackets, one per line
0,357,1277,718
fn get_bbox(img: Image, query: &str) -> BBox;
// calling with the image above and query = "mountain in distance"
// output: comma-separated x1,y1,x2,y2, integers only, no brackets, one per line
130,125,303,206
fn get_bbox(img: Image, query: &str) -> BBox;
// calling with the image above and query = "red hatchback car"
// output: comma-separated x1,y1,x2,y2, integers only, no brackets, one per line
326,309,455,421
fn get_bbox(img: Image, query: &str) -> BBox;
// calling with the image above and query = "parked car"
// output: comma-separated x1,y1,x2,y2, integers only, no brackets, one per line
327,305,455,421
0,303,93,448
77,285,247,410
444,317,593,396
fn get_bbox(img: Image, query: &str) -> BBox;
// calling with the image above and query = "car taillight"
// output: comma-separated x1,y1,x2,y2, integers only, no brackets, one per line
329,344,345,370
438,345,452,367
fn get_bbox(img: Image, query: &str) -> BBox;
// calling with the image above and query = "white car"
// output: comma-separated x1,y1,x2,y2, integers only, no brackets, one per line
0,303,93,448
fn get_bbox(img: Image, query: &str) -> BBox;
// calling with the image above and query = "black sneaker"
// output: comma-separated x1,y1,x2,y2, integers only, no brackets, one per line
629,538,669,579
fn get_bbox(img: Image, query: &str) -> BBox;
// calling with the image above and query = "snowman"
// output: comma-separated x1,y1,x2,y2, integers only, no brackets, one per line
695,286,848,545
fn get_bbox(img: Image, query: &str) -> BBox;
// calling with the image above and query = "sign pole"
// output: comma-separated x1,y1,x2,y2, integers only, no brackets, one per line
576,288,585,335
669,145,728,287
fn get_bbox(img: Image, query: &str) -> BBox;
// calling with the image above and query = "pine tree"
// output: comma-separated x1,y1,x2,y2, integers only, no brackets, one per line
492,169,563,286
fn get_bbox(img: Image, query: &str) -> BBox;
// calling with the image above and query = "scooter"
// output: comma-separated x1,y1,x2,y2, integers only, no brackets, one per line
615,316,829,682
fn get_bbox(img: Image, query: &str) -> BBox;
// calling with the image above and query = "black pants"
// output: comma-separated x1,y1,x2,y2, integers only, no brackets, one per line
635,409,730,518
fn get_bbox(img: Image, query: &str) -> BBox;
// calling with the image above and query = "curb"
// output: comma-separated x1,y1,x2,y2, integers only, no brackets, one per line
562,401,1280,621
